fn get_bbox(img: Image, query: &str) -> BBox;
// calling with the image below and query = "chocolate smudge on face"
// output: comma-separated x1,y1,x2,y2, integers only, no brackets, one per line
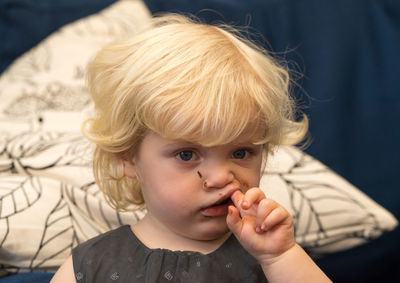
197,171,202,178
240,180,249,191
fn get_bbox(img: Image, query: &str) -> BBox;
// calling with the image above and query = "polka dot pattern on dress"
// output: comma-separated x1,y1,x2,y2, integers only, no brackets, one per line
110,272,120,280
75,272,83,280
164,271,173,281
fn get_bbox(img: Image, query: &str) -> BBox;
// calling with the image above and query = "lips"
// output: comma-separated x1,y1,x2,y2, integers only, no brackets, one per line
200,200,232,217
200,188,239,217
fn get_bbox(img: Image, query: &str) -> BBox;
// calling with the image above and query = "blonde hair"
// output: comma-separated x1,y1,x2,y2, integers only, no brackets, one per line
83,13,308,211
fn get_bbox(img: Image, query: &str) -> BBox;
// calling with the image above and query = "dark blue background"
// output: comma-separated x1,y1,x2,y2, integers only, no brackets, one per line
1,0,399,282
0,0,114,73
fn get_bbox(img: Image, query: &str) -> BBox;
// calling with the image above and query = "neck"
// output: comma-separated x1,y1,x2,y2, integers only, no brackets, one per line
131,214,231,254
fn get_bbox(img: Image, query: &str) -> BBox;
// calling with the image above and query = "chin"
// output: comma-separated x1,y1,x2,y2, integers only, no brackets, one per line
194,219,230,241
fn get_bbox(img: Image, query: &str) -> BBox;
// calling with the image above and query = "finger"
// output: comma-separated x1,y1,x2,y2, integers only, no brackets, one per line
226,205,243,236
255,198,277,228
242,187,266,209
261,206,291,231
230,190,244,208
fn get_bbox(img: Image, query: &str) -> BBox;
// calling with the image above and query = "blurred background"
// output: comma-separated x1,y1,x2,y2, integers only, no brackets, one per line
1,0,399,282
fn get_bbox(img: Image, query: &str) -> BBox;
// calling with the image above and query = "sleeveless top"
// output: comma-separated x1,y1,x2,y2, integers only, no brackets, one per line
72,225,268,283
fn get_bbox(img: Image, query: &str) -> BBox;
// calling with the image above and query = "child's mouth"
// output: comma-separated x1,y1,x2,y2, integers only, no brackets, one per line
200,197,234,217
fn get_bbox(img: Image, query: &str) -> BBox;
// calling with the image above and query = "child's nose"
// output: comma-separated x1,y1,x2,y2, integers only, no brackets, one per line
200,163,235,190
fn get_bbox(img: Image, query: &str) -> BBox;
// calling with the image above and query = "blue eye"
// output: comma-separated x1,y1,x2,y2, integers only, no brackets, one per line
232,149,247,159
176,150,195,161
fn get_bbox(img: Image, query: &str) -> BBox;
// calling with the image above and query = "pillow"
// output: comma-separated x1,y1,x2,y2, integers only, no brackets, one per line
262,146,397,254
0,0,397,275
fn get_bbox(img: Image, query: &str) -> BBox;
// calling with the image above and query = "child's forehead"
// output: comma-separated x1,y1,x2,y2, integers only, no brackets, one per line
151,123,264,147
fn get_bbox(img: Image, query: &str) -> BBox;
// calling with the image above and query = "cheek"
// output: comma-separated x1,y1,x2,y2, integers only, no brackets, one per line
238,172,261,192
141,169,197,203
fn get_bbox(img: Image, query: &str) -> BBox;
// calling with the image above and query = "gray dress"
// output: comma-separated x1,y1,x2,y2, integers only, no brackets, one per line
72,225,268,282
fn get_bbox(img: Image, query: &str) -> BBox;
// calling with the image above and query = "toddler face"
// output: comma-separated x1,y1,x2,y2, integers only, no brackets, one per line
123,130,263,241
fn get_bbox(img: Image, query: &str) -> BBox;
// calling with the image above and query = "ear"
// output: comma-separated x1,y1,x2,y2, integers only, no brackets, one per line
122,156,137,179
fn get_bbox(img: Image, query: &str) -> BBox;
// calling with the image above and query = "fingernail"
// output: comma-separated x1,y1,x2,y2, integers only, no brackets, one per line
242,200,248,208
256,226,262,233
261,224,266,230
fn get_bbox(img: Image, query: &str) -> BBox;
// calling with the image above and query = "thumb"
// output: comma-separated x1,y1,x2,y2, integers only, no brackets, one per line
226,205,243,236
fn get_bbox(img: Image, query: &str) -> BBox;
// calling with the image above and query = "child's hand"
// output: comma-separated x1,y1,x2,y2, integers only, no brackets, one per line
226,188,295,264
